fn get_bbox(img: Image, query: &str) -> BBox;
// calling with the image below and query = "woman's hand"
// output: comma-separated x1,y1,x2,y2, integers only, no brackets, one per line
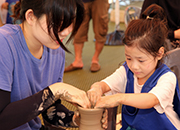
72,110,80,126
49,82,91,108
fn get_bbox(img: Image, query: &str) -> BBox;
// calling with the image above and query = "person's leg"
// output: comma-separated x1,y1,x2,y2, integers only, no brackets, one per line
91,41,104,64
64,2,91,72
64,42,85,72
90,0,109,72
72,43,84,67
90,41,104,72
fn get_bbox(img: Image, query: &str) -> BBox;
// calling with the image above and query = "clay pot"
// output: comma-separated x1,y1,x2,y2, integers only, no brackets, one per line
78,106,104,130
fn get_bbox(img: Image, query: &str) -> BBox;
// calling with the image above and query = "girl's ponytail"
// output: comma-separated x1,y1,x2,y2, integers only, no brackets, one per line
140,3,167,24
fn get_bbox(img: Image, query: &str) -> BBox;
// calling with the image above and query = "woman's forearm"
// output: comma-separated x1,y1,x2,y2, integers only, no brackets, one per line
0,87,54,129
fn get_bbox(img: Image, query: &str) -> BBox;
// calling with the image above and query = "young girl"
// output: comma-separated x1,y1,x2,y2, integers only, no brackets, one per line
87,4,180,130
0,0,93,129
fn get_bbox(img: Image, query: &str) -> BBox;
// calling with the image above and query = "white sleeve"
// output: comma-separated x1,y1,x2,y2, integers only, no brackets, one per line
102,66,127,95
149,72,176,113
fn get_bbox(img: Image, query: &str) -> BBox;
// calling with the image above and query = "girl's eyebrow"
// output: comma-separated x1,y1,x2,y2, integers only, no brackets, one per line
125,53,144,59
136,57,144,59
125,53,130,57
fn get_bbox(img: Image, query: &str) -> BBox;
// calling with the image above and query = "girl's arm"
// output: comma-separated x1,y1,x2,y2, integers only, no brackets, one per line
95,72,176,109
87,66,127,108
95,93,159,109
87,81,111,108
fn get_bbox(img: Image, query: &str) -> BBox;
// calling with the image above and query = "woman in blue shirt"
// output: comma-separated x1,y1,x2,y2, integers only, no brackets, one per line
0,0,93,129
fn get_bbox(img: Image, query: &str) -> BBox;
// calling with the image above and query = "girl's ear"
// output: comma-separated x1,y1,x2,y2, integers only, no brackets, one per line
25,9,36,25
157,47,164,60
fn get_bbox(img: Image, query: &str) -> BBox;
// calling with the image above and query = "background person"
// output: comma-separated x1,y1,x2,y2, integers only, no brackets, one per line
1,0,21,24
64,0,109,72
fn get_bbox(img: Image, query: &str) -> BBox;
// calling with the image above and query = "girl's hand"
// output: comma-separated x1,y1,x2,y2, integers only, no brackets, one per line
87,83,103,108
95,94,120,109
101,109,108,129
95,93,159,109
49,82,91,108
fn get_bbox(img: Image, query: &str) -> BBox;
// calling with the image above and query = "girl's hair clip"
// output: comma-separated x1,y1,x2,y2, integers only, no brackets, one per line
146,16,153,20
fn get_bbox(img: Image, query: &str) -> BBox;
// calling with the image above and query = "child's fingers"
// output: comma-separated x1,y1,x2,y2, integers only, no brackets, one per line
101,109,108,129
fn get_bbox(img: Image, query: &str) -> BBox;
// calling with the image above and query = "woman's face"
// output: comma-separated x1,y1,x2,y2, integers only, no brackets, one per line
32,15,73,49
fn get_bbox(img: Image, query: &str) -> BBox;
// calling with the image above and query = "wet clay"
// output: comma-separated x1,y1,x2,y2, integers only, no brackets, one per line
78,106,104,130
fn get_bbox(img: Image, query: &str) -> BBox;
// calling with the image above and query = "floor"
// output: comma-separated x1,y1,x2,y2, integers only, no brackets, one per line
61,1,143,130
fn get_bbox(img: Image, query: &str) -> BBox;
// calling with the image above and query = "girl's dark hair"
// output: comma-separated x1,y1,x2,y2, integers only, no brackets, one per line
12,0,84,52
140,4,167,22
123,4,168,68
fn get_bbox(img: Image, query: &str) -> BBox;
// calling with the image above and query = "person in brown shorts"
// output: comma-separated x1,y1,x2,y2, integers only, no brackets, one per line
64,0,109,72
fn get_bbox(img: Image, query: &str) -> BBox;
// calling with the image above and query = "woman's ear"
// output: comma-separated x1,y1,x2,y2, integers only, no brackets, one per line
25,9,36,25
157,47,164,60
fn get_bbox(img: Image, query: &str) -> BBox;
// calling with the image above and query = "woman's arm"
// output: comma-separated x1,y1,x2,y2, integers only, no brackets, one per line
49,82,91,108
0,87,54,129
42,99,77,128
0,82,91,129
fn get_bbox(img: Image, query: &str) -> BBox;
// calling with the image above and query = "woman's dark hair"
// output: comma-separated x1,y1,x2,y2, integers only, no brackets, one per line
123,4,168,68
12,0,84,52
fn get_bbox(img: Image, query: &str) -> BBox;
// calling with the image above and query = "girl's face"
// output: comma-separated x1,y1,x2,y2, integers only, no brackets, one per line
125,45,160,85
32,15,73,49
